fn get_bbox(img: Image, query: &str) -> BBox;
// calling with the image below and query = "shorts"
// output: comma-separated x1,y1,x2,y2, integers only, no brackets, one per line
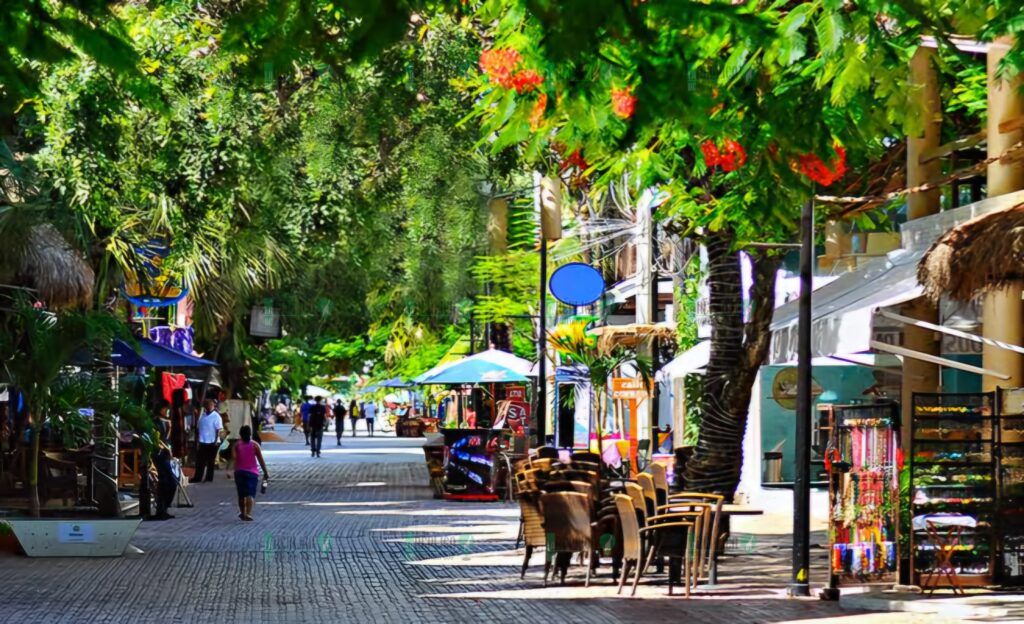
234,470,260,498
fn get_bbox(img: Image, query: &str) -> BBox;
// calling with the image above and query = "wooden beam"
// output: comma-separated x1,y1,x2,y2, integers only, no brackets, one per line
918,130,985,165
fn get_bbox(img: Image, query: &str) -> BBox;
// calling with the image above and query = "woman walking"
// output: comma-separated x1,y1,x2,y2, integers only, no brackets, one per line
349,399,359,437
231,425,269,521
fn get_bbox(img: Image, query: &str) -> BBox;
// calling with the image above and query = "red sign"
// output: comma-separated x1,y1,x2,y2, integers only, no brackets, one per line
506,385,527,401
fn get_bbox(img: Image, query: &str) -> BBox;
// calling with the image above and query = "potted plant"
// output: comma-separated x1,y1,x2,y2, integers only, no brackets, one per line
0,521,20,554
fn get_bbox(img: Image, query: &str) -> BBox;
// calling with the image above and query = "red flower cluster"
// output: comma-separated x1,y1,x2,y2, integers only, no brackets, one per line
559,149,589,172
479,48,545,94
797,145,847,186
701,138,747,172
529,93,548,130
611,87,637,119
479,48,522,89
512,69,544,94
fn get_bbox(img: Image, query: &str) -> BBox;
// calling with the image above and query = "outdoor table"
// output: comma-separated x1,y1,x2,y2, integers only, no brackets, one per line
913,513,976,596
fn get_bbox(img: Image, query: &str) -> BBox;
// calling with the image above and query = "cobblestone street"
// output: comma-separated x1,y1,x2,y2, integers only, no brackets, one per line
0,435,966,623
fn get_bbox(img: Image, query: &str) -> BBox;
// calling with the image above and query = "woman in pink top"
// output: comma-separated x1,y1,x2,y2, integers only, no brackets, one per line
231,425,269,521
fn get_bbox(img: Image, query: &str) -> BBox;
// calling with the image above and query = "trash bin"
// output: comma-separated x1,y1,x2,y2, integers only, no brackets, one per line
763,451,783,483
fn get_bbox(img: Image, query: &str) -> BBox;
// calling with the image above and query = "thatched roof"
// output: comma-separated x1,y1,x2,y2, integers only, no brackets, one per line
918,203,1024,302
16,223,94,308
589,323,677,352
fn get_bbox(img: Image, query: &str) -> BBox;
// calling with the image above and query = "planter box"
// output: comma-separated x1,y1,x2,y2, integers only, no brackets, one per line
6,518,141,557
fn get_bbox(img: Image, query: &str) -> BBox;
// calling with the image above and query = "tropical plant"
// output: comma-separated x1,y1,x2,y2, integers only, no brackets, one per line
0,299,129,516
548,319,650,463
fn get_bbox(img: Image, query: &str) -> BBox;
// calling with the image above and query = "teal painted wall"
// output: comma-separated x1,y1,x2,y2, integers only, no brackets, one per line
760,364,895,483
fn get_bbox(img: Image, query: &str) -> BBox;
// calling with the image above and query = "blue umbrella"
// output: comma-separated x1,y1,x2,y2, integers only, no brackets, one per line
378,377,411,388
417,359,528,385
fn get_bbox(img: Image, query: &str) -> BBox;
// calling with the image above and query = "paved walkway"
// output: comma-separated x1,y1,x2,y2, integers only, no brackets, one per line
0,435,965,623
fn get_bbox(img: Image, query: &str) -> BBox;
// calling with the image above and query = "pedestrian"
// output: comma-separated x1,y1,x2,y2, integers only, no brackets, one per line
231,425,269,521
309,397,326,458
349,399,359,437
334,399,347,445
193,399,223,483
153,443,177,520
153,400,172,443
300,397,312,446
362,401,377,437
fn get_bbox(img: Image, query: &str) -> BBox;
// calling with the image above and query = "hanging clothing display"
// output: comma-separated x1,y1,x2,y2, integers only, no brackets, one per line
161,372,190,404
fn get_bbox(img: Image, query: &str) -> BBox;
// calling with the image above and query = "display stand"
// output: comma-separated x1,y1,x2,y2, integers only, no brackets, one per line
826,402,900,588
997,388,1024,584
911,392,997,589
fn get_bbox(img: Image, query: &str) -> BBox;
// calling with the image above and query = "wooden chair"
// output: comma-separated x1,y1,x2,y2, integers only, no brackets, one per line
40,451,79,506
643,510,702,597
664,492,724,579
571,451,602,465
613,494,645,595
636,473,658,519
534,446,560,460
518,493,547,579
648,463,669,506
530,458,554,472
540,491,595,586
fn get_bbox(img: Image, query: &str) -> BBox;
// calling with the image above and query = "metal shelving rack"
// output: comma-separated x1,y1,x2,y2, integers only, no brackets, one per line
997,388,1024,585
910,392,997,589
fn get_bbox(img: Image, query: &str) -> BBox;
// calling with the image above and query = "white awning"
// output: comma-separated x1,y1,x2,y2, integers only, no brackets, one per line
658,341,710,381
770,248,925,364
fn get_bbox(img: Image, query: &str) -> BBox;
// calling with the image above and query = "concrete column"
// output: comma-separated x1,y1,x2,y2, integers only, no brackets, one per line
901,46,942,446
983,38,1024,391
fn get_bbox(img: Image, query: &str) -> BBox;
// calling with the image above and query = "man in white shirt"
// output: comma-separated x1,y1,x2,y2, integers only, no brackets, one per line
194,399,223,483
362,402,377,437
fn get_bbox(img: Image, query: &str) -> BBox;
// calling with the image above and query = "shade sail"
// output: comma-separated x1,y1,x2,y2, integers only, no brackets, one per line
414,349,535,384
417,359,528,385
112,338,216,368
769,249,925,364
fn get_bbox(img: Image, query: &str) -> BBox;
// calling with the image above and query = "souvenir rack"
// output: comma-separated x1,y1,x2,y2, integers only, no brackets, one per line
910,392,997,588
997,388,1024,585
826,402,901,587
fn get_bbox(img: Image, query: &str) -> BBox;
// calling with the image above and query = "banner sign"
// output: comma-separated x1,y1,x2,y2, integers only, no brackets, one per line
611,377,652,400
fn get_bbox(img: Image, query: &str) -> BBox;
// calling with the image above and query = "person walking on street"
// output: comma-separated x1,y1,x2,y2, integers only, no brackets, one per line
194,399,223,483
349,399,359,437
232,425,269,521
309,397,326,457
362,401,377,437
300,397,312,446
153,443,178,520
334,399,347,445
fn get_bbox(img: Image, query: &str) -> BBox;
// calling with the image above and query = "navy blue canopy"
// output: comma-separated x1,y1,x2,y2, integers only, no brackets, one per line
112,338,216,368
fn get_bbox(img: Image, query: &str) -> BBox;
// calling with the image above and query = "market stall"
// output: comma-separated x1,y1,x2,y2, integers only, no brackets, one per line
824,402,900,588
416,356,531,501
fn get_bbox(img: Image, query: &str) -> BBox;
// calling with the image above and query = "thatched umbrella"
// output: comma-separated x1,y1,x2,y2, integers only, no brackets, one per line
15,223,94,309
918,203,1024,302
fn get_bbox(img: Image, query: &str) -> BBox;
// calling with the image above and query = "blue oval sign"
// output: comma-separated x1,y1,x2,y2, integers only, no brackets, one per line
549,263,604,306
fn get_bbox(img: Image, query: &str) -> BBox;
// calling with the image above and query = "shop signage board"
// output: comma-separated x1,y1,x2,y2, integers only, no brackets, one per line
611,378,652,400
506,386,527,401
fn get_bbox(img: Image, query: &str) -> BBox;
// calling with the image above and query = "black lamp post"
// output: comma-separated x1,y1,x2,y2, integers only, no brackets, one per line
789,199,814,597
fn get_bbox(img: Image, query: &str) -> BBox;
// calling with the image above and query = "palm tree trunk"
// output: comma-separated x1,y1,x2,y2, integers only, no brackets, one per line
685,231,780,497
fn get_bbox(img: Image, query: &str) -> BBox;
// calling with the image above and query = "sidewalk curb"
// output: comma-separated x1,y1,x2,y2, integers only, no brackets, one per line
839,594,1009,619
